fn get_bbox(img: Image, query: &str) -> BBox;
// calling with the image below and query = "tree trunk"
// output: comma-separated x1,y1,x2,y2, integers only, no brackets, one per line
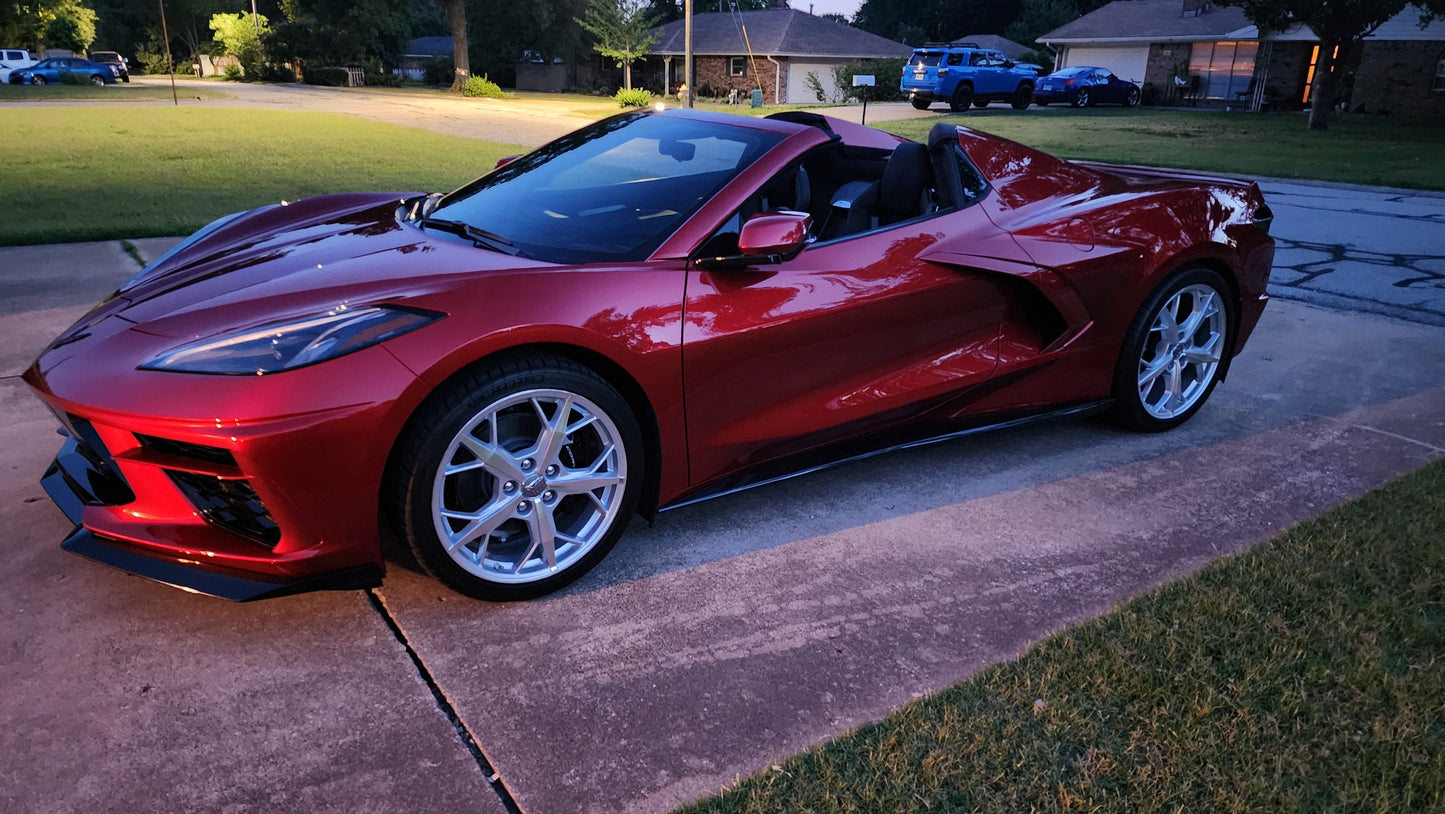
623,61,631,90
446,0,469,91
1307,39,1341,131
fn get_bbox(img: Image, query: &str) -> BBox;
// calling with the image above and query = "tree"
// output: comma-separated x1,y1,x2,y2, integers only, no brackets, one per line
0,0,97,52
445,0,468,91
1217,0,1444,130
210,11,268,76
820,12,848,25
1002,0,1077,49
576,0,658,90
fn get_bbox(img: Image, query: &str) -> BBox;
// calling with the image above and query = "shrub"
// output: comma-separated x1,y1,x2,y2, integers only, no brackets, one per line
222,63,244,81
365,69,402,87
258,62,296,83
302,65,350,86
614,87,653,108
422,55,453,86
461,74,506,98
832,58,903,103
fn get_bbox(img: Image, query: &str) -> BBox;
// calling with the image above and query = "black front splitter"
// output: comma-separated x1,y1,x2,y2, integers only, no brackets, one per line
61,527,383,602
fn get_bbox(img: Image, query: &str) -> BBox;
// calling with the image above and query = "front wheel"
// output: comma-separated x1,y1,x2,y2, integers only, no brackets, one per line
1111,267,1234,432
910,96,931,111
1012,84,1033,110
389,355,644,600
949,84,974,112
1074,88,1090,108
32,75,46,85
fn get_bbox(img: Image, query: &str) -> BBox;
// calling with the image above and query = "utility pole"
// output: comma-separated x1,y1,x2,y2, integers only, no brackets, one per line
684,0,693,108
158,0,177,105
251,0,261,38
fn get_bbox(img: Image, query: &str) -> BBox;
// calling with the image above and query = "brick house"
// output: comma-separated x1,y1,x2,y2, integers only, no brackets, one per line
645,8,910,104
1038,0,1445,115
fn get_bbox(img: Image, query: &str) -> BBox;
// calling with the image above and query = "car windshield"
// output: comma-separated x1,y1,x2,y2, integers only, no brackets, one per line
426,111,783,264
908,51,942,68
1052,67,1090,78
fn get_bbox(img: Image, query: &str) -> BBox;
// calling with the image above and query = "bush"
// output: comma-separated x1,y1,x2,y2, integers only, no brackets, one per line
832,58,903,103
222,63,244,81
365,69,402,87
422,55,453,86
614,87,653,108
461,74,506,98
302,65,350,86
258,62,296,83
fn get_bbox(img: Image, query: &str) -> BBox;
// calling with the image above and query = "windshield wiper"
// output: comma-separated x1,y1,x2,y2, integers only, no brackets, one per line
419,217,528,258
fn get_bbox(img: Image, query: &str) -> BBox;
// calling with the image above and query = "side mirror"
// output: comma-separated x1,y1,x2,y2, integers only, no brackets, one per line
695,211,812,270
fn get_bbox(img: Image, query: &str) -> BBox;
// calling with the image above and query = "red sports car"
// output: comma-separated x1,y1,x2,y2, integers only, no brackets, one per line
25,109,1274,601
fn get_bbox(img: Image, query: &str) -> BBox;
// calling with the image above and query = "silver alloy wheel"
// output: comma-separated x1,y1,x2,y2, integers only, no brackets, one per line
430,388,627,584
1136,283,1226,419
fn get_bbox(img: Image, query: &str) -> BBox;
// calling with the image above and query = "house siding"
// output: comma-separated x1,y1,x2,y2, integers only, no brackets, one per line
692,55,787,103
1348,40,1445,115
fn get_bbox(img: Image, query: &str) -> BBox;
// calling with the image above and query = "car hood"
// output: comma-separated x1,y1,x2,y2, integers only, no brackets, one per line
108,192,546,338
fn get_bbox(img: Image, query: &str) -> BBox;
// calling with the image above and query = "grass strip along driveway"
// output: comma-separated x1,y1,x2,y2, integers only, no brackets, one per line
677,458,1445,813
880,109,1445,191
0,107,523,246
0,83,233,102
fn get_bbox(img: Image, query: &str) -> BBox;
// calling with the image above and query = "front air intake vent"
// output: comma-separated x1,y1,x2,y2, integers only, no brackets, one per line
137,434,238,467
167,470,280,548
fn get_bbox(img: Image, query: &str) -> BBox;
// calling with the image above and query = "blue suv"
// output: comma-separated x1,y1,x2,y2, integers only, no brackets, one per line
901,42,1039,112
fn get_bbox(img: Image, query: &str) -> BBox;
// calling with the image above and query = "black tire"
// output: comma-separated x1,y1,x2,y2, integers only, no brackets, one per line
121,75,130,83
89,74,105,86
910,96,931,111
1125,86,1140,107
948,83,974,112
1110,267,1234,433
388,354,644,600
1073,88,1090,108
1011,84,1033,110
32,75,46,85
973,98,989,109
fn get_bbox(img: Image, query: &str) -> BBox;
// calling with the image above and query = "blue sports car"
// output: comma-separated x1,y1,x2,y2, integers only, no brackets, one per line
10,57,116,86
1034,66,1140,108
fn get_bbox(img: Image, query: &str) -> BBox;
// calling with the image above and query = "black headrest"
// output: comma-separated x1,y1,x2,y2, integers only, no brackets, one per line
880,142,930,216
928,121,961,148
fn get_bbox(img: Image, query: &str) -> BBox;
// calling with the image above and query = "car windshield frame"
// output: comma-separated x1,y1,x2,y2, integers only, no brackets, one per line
422,111,785,265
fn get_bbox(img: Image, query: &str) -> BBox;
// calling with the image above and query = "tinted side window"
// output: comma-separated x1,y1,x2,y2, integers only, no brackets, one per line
947,53,963,66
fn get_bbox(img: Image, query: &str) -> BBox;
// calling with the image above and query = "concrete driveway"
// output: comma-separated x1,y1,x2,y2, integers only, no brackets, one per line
3,164,1444,810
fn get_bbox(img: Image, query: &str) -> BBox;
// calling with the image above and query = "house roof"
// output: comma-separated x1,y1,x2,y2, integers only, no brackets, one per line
650,9,911,59
951,34,1032,59
1039,0,1254,44
405,36,453,58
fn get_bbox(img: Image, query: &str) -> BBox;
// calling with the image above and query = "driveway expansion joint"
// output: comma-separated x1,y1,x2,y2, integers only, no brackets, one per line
365,588,524,814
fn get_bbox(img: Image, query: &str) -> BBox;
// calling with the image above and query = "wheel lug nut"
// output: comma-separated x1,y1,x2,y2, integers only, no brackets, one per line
543,490,556,502
503,481,517,493
521,458,534,471
518,500,531,513
545,465,558,476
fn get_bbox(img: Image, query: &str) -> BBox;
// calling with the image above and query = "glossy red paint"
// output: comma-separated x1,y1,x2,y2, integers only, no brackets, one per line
24,110,1274,598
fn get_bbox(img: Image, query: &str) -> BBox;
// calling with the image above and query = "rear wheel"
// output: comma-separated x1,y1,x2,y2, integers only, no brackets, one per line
1111,267,1234,432
1011,84,1033,110
89,74,105,86
910,96,931,111
949,84,974,112
389,355,644,600
1074,88,1090,108
1125,86,1140,107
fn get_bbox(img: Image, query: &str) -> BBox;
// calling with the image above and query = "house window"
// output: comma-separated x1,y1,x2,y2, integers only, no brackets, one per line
1188,40,1258,99
729,56,746,77
1434,53,1445,92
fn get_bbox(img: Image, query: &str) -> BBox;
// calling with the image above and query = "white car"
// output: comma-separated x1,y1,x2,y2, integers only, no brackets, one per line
1,48,38,83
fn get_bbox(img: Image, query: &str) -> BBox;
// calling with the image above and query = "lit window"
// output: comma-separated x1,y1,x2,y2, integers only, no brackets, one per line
1434,53,1445,92
729,56,746,77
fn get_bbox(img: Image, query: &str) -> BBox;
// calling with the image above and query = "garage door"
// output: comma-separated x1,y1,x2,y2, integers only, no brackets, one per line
788,61,842,104
1062,46,1150,85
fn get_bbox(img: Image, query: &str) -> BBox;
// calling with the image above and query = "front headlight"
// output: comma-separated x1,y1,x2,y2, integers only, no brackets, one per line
139,305,442,375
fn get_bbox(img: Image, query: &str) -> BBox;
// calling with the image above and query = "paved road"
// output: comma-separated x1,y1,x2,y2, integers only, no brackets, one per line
3,92,1444,812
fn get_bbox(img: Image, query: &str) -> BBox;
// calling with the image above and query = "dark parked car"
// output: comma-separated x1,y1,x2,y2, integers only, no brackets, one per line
10,57,116,86
88,50,129,82
1035,66,1140,107
25,110,1274,602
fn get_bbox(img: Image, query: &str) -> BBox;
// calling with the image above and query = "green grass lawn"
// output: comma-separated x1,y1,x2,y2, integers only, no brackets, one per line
0,107,524,246
0,83,232,102
676,457,1445,813
878,108,1445,190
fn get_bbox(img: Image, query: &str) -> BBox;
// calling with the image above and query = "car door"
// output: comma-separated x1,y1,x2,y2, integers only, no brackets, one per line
1095,70,1120,103
681,204,1018,488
